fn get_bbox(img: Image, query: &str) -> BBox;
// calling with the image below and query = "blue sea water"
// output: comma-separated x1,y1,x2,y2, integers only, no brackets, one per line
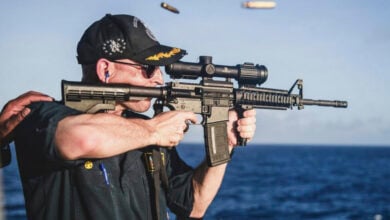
2,144,390,220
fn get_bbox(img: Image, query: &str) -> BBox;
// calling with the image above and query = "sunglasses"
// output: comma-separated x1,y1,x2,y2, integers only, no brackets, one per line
110,60,158,78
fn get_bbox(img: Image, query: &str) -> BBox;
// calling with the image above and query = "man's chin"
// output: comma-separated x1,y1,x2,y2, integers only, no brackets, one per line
128,100,152,113
116,98,152,111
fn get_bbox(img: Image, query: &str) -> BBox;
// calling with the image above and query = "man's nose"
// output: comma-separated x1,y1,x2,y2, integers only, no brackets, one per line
151,68,164,85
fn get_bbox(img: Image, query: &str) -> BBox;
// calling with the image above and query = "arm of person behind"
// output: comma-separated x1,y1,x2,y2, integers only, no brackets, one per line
0,91,53,144
1,91,52,167
189,109,257,218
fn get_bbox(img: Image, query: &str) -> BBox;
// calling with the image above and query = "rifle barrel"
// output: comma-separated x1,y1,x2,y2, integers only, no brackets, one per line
302,99,348,108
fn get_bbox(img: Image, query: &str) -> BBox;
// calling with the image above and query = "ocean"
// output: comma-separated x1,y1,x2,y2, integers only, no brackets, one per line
1,144,390,220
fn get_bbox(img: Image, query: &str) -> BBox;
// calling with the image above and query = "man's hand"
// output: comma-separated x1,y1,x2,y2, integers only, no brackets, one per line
0,91,53,144
227,109,257,148
148,111,197,147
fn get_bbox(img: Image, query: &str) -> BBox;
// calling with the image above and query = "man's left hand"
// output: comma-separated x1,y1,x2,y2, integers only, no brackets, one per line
227,109,257,148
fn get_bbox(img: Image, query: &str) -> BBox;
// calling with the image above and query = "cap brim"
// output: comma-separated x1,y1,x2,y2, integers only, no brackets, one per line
132,45,187,66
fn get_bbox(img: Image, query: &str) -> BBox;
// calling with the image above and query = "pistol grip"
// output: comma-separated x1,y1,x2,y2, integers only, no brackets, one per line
237,137,247,146
236,107,249,146
204,121,230,167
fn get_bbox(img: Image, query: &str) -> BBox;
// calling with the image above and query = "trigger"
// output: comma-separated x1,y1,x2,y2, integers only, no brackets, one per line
184,120,191,133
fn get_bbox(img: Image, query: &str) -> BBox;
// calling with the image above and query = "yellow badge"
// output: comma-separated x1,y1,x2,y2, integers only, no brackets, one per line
146,48,181,61
84,160,94,169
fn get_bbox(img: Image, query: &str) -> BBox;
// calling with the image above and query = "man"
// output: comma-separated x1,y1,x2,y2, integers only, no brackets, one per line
0,91,52,167
14,14,256,219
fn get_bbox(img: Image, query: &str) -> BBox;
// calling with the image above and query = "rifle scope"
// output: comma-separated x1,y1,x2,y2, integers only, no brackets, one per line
165,56,268,86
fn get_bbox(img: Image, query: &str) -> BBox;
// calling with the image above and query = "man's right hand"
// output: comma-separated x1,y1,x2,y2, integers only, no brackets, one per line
148,111,197,147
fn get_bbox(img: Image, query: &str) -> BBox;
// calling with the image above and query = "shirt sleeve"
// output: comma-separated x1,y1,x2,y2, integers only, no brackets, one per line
15,101,83,169
165,148,195,218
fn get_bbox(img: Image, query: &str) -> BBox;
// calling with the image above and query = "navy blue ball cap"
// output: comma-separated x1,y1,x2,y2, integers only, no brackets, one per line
77,14,187,66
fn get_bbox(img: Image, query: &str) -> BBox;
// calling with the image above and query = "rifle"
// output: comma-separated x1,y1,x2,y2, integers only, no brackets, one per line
62,56,347,167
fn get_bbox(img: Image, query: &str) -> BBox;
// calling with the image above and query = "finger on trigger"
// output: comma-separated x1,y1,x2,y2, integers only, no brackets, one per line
186,112,198,124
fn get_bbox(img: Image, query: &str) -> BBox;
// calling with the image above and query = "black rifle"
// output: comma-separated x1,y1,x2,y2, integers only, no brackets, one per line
62,56,347,167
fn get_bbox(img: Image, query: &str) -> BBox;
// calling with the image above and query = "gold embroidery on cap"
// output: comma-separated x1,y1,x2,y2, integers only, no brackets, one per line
146,48,181,61
84,160,94,169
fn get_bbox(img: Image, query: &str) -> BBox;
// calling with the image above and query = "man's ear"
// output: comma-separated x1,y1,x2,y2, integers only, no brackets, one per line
96,58,112,83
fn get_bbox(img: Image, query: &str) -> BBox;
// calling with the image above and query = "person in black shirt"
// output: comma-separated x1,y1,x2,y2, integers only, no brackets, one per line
14,14,256,220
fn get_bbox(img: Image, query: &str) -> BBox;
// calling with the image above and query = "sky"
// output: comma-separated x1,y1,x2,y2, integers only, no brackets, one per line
0,0,389,146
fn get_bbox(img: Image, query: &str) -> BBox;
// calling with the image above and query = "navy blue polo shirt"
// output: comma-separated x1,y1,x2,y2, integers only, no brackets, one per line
14,101,194,220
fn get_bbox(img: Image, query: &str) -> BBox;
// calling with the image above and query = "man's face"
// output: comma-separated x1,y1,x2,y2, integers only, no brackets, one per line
107,59,164,113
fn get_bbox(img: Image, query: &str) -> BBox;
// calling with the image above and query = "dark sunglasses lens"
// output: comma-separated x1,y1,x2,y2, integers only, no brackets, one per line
146,65,157,77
